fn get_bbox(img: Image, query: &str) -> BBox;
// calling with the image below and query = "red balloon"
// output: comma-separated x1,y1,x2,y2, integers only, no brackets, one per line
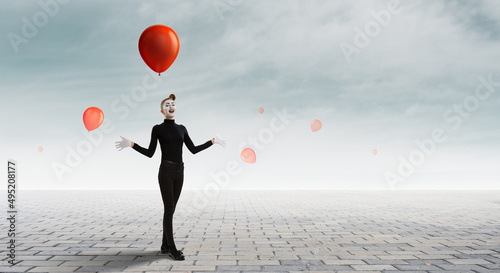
240,148,256,163
83,107,104,131
138,25,180,75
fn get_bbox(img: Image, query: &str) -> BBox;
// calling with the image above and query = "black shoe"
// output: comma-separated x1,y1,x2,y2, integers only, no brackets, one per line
167,250,185,260
161,248,183,255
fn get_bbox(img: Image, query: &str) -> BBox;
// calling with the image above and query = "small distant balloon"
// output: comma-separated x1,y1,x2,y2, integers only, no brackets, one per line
258,108,264,114
372,149,377,155
311,119,322,132
38,146,43,153
240,148,256,163
83,107,104,131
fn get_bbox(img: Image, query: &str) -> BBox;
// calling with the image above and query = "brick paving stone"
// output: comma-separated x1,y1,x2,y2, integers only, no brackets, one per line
350,264,398,270
335,255,381,260
238,259,281,266
279,259,326,266
404,258,452,265
375,254,419,259
322,259,367,265
194,260,237,266
170,265,216,271
123,265,171,271
103,260,152,267
289,269,383,273
324,269,386,273
27,266,80,272
261,265,311,271
0,266,35,272
362,259,409,265
34,250,82,256
59,260,108,267
435,264,494,271
14,260,63,267
74,265,128,272
76,251,122,256
101,271,142,273
413,254,456,259
6,256,54,261
216,265,262,271
392,264,445,270
445,258,494,264
147,259,193,267
383,271,436,273
91,255,137,261
0,190,498,272
47,256,94,261
481,263,500,270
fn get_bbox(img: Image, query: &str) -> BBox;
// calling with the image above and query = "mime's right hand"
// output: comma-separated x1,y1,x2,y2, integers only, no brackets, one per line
115,136,132,151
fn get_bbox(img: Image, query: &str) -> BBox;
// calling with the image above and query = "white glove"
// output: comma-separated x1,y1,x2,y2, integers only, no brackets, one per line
115,136,132,151
214,134,226,148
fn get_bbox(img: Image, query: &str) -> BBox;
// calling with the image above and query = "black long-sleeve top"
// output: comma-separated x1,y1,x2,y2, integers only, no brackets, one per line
132,119,213,163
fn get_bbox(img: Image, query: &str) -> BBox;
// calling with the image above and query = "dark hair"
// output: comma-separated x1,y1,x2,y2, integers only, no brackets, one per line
160,94,176,108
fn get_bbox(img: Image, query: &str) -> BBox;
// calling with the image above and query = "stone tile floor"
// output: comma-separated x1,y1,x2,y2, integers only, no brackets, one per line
0,190,499,272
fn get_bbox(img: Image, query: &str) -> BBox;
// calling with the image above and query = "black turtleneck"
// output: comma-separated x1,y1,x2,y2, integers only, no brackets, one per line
132,119,213,163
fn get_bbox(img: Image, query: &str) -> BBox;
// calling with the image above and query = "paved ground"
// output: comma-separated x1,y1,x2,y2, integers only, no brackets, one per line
0,190,499,273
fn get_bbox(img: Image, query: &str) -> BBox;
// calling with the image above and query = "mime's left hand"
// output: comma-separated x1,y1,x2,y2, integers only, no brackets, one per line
213,134,226,148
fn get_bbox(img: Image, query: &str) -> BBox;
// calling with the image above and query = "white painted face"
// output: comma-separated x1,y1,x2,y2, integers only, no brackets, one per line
161,99,176,119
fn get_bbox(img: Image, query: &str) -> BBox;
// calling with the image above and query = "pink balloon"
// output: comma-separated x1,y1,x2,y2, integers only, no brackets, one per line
311,119,322,132
372,149,377,155
240,148,256,163
258,108,264,114
38,146,43,153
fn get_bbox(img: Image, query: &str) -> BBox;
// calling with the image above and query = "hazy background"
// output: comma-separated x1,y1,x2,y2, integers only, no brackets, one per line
1,0,499,190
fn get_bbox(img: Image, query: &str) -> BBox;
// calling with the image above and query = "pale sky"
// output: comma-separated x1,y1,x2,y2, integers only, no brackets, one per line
1,0,499,190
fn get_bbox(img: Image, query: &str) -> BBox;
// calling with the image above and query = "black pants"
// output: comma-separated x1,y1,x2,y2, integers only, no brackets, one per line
158,160,184,251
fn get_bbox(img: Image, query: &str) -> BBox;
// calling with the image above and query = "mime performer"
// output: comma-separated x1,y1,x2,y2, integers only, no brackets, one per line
115,93,226,260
